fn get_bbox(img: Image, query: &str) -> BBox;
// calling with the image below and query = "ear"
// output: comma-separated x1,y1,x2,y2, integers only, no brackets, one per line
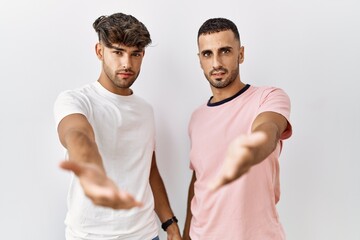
238,46,244,64
95,43,103,60
197,52,204,70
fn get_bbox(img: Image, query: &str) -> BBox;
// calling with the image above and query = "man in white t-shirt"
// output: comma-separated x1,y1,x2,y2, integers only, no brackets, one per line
54,13,181,240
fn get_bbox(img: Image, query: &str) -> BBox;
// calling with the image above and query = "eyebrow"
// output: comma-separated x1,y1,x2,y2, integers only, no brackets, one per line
109,45,143,53
200,49,212,55
219,46,233,51
109,46,125,51
200,46,233,55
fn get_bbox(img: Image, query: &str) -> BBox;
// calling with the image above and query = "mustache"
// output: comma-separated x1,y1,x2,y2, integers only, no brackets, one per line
116,69,135,74
210,67,228,75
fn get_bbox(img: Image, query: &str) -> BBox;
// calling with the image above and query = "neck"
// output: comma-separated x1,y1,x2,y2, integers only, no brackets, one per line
98,73,133,96
210,79,245,103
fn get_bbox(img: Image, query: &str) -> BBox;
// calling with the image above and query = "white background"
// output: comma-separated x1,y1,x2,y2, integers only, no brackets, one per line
0,0,359,239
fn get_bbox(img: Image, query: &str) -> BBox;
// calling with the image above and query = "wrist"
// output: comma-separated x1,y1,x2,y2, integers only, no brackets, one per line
161,216,178,232
166,222,180,236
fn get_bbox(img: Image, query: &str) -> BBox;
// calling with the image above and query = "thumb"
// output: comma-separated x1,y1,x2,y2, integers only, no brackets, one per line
208,177,225,192
59,160,83,176
119,191,143,206
240,131,268,147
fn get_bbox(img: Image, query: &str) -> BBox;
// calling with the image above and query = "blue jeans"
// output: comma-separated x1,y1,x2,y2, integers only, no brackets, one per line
152,237,160,240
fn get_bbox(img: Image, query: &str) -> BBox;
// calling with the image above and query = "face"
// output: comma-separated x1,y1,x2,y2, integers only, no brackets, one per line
96,43,144,94
198,30,244,89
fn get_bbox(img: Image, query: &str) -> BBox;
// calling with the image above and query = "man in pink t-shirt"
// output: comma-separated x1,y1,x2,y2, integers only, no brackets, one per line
183,18,292,240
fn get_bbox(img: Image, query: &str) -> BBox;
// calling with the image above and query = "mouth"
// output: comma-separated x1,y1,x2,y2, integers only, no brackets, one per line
212,72,225,76
211,71,226,79
211,67,227,75
116,71,134,78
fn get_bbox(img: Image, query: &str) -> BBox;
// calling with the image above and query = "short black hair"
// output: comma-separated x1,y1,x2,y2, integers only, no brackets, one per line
198,18,240,44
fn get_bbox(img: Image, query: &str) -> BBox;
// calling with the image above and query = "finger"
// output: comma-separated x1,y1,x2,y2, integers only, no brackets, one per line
59,161,83,176
118,191,143,208
208,176,230,192
208,166,248,191
124,200,143,209
89,190,142,210
240,132,268,147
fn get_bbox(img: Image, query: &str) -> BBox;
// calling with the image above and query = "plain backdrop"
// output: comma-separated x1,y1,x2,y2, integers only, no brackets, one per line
0,0,359,239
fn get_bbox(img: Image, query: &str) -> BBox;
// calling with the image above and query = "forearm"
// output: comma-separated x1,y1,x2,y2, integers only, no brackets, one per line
250,121,281,165
150,171,174,222
64,129,104,170
149,153,173,220
149,154,180,236
183,172,195,239
247,111,288,166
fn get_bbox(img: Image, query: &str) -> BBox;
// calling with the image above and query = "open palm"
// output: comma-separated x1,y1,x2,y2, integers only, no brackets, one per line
60,161,142,209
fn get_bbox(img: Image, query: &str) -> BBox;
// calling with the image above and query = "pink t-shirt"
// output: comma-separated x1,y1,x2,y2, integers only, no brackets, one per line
188,85,292,240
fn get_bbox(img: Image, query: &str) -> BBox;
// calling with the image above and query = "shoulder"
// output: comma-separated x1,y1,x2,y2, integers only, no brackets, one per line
53,84,95,126
247,85,290,105
189,103,208,122
250,85,289,97
54,84,95,116
131,94,153,109
56,83,94,102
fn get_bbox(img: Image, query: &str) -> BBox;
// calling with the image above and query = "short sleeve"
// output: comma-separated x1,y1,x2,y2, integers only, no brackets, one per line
53,90,90,128
258,88,292,140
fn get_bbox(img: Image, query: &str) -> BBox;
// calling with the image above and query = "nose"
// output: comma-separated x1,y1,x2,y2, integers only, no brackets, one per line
121,55,132,70
212,54,222,69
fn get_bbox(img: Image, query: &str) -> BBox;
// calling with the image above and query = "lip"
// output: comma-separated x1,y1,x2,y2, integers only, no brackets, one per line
117,72,134,78
211,72,226,77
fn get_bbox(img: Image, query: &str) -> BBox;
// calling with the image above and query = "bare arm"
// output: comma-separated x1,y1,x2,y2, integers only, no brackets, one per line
149,152,181,239
209,111,288,190
183,171,196,240
58,113,103,167
58,113,142,209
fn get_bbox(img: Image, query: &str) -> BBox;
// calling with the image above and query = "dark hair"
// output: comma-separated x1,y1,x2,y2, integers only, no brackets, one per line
198,18,240,44
93,13,151,49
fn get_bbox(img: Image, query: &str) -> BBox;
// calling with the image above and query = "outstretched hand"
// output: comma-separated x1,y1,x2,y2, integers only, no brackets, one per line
209,132,268,191
60,161,143,209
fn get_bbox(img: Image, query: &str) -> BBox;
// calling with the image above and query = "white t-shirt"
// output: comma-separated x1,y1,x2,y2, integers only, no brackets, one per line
54,81,158,240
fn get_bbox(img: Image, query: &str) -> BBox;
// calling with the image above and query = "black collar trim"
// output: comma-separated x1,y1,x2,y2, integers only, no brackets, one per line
207,84,250,107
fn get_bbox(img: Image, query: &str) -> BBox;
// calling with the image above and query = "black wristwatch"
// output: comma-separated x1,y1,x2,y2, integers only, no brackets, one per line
161,216,178,231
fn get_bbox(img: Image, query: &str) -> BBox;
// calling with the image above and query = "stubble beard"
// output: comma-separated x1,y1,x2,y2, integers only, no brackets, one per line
205,66,239,89
103,62,139,89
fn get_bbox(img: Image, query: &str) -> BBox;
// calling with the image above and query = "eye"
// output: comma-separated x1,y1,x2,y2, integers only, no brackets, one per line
113,51,122,56
132,52,143,57
221,48,231,54
202,51,212,58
